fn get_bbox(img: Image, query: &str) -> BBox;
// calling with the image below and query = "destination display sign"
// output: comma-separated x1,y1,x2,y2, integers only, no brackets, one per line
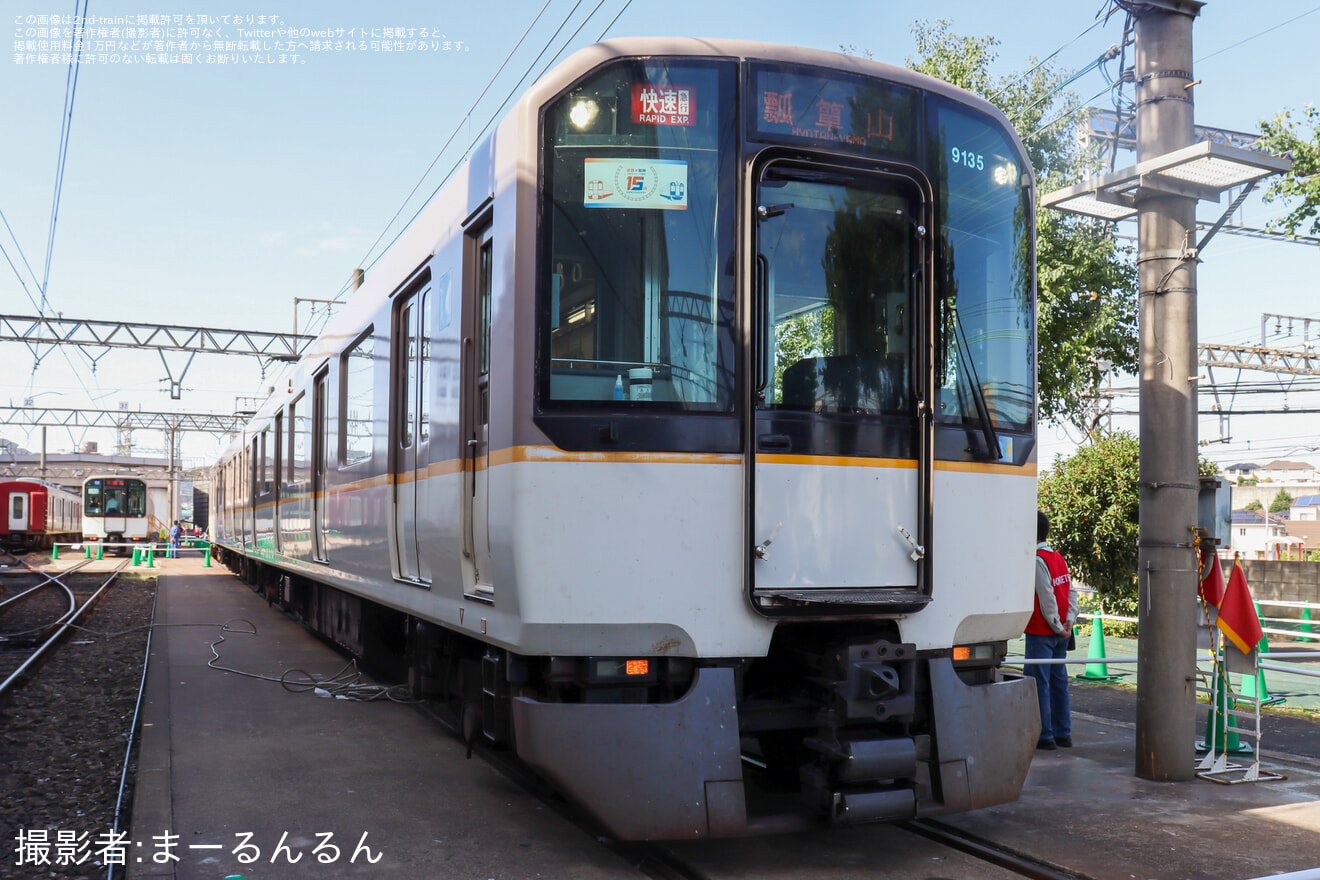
749,64,918,160
630,82,697,126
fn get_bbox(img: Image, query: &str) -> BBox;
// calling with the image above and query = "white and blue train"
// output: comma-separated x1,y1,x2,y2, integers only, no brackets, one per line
212,38,1042,839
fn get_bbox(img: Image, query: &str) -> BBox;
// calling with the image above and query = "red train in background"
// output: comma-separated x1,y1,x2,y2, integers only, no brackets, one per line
0,478,82,551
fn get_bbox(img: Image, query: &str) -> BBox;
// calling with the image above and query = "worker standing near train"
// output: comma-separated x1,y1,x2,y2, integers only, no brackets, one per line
168,520,182,559
1026,511,1078,750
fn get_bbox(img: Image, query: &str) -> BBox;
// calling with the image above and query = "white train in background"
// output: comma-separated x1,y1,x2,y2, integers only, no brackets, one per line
213,38,1041,839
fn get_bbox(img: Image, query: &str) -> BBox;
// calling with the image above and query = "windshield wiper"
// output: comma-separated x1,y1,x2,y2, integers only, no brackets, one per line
951,306,1002,462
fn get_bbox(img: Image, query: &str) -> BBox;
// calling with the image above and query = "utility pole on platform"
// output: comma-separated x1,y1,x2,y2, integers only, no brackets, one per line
1133,0,1201,782
1041,0,1288,783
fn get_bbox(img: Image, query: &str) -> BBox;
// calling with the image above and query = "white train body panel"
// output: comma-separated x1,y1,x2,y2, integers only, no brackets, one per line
81,475,156,545
212,39,1043,839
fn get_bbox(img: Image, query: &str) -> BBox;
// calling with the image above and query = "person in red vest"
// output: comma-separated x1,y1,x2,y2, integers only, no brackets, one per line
1026,511,1079,750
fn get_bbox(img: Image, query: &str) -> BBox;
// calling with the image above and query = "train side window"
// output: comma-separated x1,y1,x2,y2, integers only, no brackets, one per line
420,289,431,442
398,299,415,449
127,481,146,517
341,327,374,466
478,239,492,424
288,394,306,485
294,393,308,484
260,428,271,493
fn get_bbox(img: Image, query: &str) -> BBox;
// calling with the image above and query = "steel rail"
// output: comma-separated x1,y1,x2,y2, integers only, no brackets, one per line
105,583,158,880
898,818,1100,880
414,696,1098,880
0,559,130,697
0,558,94,611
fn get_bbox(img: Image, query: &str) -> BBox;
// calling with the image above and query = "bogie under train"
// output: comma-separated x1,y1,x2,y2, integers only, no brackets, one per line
213,39,1041,839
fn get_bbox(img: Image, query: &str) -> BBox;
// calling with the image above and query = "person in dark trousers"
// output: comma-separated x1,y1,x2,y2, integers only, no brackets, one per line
1026,511,1078,750
168,520,182,559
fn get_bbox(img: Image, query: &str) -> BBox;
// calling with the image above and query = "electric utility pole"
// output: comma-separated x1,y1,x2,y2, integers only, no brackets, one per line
1133,0,1200,782
1042,0,1288,782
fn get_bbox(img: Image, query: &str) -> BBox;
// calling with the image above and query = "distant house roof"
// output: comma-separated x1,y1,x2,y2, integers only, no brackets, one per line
1232,509,1289,525
1293,495,1320,508
1224,462,1261,471
1286,520,1320,550
1260,459,1315,471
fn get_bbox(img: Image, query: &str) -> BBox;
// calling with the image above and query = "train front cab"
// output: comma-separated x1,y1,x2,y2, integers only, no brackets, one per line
81,476,151,549
509,43,1040,839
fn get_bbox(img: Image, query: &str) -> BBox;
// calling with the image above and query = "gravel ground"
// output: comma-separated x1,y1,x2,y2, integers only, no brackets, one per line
0,570,157,880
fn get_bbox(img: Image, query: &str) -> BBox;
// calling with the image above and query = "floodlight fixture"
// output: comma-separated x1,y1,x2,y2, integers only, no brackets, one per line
1041,140,1291,222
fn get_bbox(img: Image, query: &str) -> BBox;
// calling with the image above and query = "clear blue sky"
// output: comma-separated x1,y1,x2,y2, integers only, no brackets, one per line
1,0,1317,468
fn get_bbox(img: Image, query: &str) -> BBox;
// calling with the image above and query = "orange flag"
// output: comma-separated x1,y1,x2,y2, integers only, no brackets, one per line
1199,547,1226,608
1216,555,1264,654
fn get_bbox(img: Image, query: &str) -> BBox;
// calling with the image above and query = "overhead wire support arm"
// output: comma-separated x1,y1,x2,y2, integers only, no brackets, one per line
0,405,248,436
1193,180,1256,255
1198,344,1320,377
0,314,316,362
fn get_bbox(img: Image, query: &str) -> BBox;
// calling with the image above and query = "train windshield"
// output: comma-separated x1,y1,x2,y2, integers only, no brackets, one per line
932,101,1034,433
84,479,147,517
540,58,737,410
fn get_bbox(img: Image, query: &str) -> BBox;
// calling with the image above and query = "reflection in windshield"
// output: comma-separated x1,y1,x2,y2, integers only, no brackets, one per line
934,103,1034,432
84,479,147,517
759,167,914,415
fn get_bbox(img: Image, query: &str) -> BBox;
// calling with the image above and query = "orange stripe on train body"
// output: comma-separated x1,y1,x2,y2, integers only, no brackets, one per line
226,446,1036,510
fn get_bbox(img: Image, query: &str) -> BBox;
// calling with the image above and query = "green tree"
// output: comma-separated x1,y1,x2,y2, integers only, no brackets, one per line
1256,105,1320,238
1270,489,1294,514
1039,431,1217,634
1244,499,1264,511
900,19,1138,432
1038,432,1141,628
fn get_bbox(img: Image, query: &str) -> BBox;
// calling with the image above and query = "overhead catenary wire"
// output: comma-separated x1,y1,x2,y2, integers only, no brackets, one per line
1008,42,1122,125
0,205,45,302
355,0,607,283
984,16,1108,107
1196,4,1320,64
348,0,558,286
41,0,89,316
14,0,109,422
319,0,637,322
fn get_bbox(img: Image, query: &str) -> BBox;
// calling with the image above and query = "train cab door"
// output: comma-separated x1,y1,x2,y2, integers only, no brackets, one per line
391,280,432,585
9,491,29,532
311,367,329,562
749,159,931,611
462,224,495,598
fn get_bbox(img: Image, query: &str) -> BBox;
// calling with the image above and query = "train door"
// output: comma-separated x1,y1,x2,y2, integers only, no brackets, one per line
391,280,432,584
9,491,28,532
462,223,494,597
273,411,283,554
312,367,329,562
749,159,930,609
247,436,258,550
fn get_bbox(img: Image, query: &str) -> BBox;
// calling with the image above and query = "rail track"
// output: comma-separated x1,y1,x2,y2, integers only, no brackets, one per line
410,696,1100,880
0,558,131,698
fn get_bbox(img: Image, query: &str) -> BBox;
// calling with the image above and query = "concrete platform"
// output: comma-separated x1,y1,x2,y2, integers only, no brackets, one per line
117,557,1320,880
126,557,644,880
